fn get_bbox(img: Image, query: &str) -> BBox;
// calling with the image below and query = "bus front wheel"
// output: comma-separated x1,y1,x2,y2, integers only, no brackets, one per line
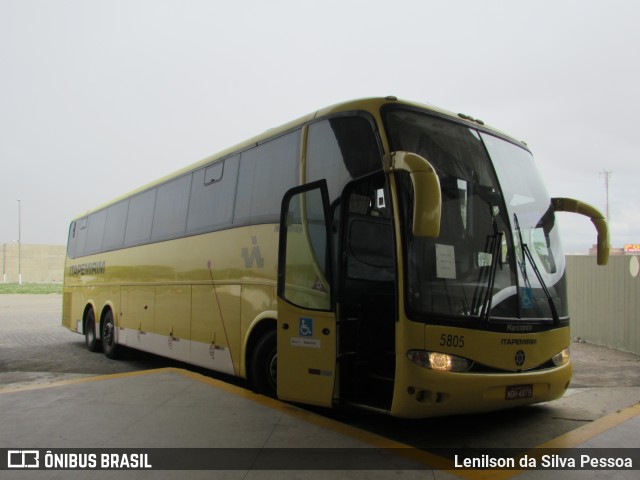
101,310,120,359
250,329,277,398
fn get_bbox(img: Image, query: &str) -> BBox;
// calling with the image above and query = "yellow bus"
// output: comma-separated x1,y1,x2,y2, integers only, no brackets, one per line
62,97,609,418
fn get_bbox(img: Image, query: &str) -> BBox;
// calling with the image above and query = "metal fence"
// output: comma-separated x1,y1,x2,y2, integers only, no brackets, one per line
566,255,640,355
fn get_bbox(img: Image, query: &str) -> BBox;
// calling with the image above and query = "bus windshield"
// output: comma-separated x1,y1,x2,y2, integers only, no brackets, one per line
385,108,568,323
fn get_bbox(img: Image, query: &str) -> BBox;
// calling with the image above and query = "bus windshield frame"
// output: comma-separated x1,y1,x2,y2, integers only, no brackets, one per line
383,106,568,327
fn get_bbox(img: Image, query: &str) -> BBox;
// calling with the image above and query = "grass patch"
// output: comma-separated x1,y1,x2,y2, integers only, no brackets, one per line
0,283,63,294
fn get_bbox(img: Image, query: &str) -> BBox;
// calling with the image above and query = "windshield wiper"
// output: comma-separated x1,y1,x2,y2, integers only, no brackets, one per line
513,214,560,324
479,230,503,322
470,199,503,322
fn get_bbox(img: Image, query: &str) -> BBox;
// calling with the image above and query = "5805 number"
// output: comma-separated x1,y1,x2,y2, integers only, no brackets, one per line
440,334,465,348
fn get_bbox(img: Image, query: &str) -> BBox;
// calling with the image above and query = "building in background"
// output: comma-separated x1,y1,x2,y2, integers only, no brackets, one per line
623,244,640,254
1,244,65,283
589,245,632,257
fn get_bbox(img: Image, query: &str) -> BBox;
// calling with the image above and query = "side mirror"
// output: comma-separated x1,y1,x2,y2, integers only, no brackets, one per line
392,151,441,237
552,197,610,265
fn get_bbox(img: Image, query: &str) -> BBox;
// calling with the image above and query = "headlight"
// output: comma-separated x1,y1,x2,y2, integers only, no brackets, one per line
552,348,570,366
407,350,472,372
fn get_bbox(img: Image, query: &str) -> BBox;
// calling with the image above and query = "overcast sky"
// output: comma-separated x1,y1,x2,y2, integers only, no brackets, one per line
1,0,638,254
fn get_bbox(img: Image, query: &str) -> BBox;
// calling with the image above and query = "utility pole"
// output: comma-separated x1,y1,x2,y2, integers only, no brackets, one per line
600,170,612,223
18,199,22,285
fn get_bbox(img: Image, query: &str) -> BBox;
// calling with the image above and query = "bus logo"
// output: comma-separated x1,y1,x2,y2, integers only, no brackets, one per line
515,350,526,367
241,236,264,268
299,318,313,337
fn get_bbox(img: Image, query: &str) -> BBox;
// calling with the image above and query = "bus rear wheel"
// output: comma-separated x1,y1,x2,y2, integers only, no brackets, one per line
101,310,120,359
84,308,101,352
250,329,277,398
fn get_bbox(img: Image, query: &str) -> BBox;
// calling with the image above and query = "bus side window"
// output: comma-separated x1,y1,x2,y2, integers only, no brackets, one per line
187,156,239,234
151,174,192,241
124,189,156,247
102,200,129,251
306,116,382,204
67,221,77,258
234,130,300,225
84,209,107,255
74,217,89,258
204,162,223,185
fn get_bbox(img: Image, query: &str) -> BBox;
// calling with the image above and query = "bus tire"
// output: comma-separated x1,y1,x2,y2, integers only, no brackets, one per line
101,309,120,359
250,329,277,398
84,308,101,352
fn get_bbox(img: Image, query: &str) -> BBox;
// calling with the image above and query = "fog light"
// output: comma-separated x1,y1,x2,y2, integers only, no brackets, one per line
552,348,570,366
407,350,472,372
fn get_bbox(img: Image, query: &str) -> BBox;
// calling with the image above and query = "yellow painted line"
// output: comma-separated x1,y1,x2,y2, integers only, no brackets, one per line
469,402,640,480
175,368,457,471
203,375,638,480
2,368,638,479
0,367,457,472
538,402,640,448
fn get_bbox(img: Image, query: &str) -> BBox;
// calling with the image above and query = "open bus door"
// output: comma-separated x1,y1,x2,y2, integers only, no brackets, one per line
276,180,337,407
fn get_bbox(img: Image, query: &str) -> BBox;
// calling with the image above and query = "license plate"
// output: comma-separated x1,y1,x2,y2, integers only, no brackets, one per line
505,384,533,400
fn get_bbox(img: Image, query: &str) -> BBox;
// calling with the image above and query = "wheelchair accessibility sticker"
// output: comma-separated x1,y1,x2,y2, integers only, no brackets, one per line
291,317,320,348
299,317,313,336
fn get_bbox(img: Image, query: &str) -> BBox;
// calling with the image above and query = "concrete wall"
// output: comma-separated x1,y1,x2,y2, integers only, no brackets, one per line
566,255,640,355
1,243,66,283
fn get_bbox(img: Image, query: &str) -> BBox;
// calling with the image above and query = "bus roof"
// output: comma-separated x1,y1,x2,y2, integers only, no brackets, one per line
71,97,525,220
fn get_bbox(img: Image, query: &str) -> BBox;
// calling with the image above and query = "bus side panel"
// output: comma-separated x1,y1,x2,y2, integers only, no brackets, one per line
62,287,85,333
218,285,242,376
121,285,155,350
62,290,73,331
190,284,241,375
190,285,236,375
155,285,191,362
